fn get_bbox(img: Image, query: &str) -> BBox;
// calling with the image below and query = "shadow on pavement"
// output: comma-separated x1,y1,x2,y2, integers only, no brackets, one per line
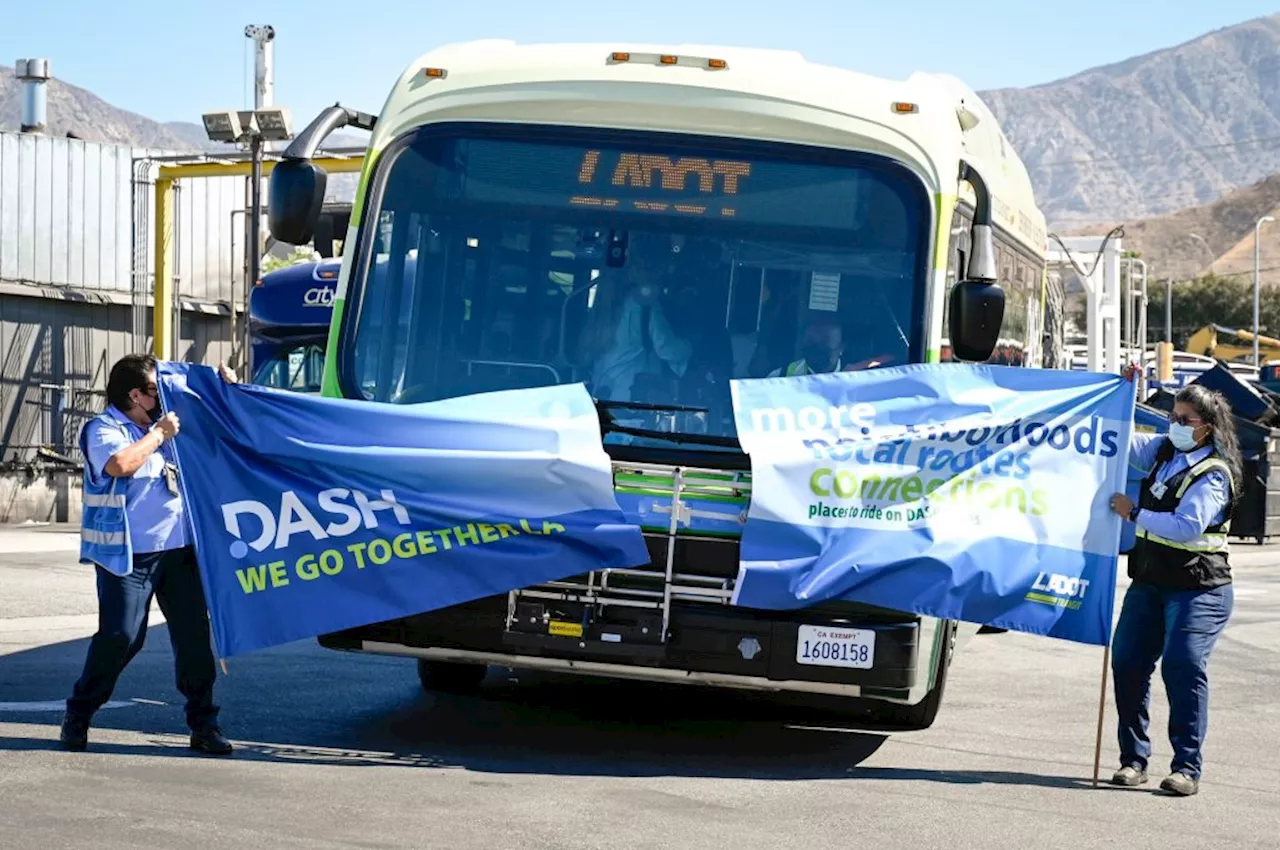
0,626,1090,789
843,765,1104,790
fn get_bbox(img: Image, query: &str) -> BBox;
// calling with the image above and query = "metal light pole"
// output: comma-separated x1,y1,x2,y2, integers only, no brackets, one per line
1164,278,1174,344
245,25,275,366
1131,258,1146,361
1255,215,1274,366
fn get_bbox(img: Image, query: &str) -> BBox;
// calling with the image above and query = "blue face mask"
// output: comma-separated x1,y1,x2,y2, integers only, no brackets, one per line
1169,422,1201,452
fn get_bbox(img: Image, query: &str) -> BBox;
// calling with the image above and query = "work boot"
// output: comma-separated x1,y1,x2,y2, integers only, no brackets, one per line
1111,765,1148,786
1160,772,1199,796
189,725,234,756
59,713,89,752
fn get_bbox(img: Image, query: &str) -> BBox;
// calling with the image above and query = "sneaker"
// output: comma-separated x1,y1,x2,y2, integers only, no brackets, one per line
1111,766,1148,786
189,725,234,756
1160,772,1199,796
59,713,89,752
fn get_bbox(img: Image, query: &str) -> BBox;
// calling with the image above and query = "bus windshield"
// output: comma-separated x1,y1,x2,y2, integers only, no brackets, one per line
254,343,326,393
341,126,930,451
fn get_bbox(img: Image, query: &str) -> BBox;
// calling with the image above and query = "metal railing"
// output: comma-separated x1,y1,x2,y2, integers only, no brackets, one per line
505,461,751,642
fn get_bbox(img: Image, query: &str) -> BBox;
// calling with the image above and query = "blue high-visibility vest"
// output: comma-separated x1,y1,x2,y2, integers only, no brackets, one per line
79,412,134,576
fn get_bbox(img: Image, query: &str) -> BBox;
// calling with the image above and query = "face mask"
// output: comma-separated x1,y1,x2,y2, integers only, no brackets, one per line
1169,423,1201,452
802,345,837,372
138,390,162,423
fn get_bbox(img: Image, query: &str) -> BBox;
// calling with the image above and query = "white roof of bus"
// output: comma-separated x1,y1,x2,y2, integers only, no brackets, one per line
367,40,1045,255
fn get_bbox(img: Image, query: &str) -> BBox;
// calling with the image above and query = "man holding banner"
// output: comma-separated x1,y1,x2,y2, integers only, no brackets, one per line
61,354,238,756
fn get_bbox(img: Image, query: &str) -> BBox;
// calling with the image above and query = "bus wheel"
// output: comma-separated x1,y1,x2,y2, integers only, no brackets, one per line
416,659,488,694
876,621,956,730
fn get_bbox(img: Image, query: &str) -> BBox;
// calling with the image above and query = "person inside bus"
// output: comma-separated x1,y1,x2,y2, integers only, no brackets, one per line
766,276,906,378
578,258,692,403
1107,379,1239,797
768,315,845,377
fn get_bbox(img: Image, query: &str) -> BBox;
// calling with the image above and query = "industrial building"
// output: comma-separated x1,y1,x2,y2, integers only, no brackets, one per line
0,60,265,522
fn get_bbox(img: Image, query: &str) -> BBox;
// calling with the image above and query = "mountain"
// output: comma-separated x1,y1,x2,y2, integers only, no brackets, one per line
1,65,367,155
981,13,1280,228
0,64,218,151
13,15,1280,228
1067,171,1280,284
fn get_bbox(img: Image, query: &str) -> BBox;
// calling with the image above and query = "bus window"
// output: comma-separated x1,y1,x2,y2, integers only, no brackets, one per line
341,128,931,449
253,343,326,393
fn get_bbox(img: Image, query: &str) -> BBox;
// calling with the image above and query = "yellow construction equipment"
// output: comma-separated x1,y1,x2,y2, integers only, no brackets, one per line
1183,324,1280,364
1156,341,1174,383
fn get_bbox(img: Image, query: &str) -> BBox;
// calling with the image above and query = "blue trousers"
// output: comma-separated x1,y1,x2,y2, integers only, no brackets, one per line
67,546,219,731
1111,580,1233,780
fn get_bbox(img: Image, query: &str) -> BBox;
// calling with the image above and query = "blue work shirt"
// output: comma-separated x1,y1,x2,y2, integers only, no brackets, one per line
1128,433,1231,543
83,405,189,554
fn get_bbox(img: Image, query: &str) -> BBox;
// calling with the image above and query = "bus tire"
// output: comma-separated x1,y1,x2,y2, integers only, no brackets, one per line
416,659,487,694
877,620,956,730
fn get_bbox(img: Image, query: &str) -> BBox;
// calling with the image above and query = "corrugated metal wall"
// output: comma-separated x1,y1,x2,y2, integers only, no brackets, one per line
0,131,247,465
0,298,233,464
0,131,245,300
0,133,132,290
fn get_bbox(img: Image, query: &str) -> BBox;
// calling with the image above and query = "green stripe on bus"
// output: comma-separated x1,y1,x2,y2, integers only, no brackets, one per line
321,297,347,399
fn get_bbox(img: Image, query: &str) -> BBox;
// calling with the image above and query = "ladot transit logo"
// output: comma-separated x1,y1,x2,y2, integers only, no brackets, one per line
1026,571,1091,610
217,487,567,596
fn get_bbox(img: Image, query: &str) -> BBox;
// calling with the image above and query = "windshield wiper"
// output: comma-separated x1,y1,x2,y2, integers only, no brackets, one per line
595,400,708,414
593,399,741,449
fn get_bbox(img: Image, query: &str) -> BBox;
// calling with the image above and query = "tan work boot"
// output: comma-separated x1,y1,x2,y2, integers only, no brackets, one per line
1111,766,1148,786
1160,772,1199,796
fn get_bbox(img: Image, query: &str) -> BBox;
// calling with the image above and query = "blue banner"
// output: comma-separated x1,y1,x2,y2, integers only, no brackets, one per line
157,363,649,657
729,364,1136,646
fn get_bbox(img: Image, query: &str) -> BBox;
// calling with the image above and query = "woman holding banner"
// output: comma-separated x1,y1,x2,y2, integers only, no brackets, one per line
1108,381,1240,797
61,354,238,755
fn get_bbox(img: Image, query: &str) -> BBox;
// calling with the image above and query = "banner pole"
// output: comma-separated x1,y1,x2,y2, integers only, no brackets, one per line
1092,643,1111,787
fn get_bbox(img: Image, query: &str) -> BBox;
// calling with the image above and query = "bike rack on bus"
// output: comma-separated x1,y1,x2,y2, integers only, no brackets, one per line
504,461,752,645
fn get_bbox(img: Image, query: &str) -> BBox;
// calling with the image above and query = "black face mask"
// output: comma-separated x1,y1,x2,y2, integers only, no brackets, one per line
140,392,162,423
802,345,838,372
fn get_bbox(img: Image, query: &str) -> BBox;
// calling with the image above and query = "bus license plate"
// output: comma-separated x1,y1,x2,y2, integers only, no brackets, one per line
796,625,875,669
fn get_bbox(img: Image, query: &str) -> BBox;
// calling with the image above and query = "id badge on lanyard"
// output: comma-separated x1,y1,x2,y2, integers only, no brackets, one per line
1149,479,1168,500
158,442,180,498
163,462,180,497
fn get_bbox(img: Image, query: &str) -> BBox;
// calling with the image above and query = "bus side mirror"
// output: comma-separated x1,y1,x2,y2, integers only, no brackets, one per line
268,160,328,245
948,280,1005,362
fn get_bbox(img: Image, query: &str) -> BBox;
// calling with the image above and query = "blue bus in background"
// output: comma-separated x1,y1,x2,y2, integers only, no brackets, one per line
248,258,340,393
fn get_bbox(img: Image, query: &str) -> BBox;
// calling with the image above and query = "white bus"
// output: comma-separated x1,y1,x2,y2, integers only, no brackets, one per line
268,40,1058,728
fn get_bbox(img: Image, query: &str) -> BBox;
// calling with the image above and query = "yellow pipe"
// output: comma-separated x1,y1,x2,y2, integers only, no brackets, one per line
153,177,175,358
150,155,367,357
156,156,365,181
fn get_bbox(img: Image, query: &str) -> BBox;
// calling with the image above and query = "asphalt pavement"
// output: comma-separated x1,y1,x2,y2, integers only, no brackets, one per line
1,525,1278,850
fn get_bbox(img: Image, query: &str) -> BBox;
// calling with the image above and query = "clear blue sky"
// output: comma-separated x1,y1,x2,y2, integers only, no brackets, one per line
5,1,1277,125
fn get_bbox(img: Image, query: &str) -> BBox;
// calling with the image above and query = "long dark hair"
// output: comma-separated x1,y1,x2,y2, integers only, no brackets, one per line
1175,384,1243,505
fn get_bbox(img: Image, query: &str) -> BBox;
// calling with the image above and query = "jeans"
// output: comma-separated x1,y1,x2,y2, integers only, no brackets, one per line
67,546,219,731
1112,580,1233,780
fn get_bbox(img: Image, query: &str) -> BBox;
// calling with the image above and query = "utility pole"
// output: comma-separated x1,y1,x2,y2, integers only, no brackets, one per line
1255,215,1274,367
245,24,275,368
